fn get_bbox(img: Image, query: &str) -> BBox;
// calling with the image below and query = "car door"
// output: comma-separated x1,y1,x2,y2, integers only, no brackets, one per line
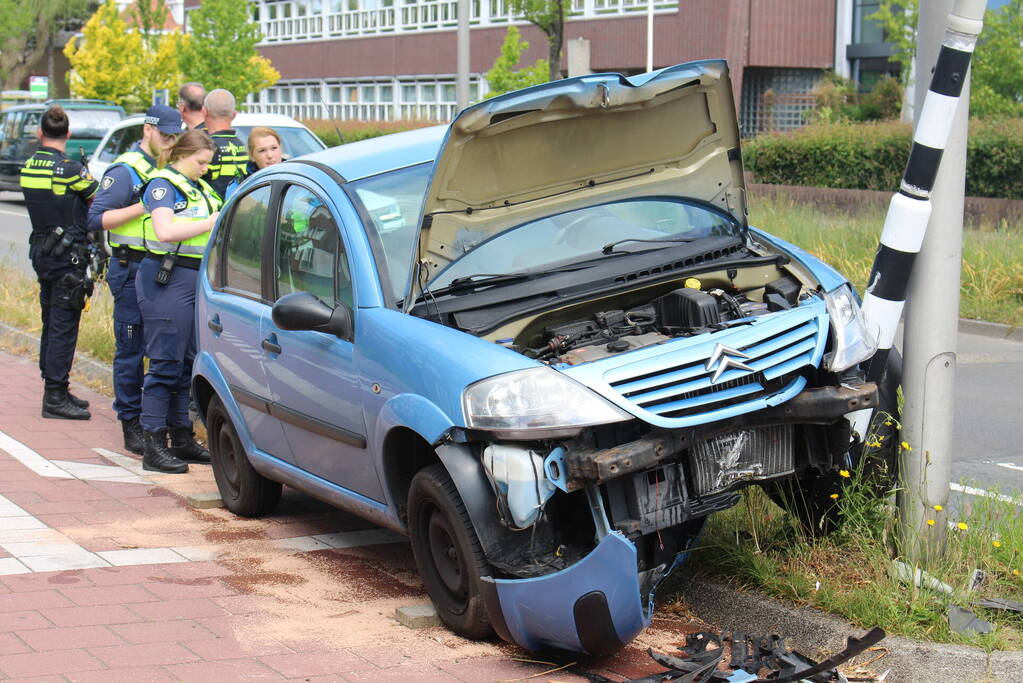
262,182,383,501
202,182,293,463
0,110,23,189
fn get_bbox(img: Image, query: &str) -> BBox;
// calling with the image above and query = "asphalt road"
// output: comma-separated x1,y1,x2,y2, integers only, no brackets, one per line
1,190,1020,494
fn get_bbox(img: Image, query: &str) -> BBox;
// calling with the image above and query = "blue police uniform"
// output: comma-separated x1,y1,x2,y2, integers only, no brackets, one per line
20,144,99,419
87,144,155,445
136,166,221,473
203,128,249,201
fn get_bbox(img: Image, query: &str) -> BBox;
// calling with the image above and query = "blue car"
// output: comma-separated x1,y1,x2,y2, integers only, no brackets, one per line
194,60,897,655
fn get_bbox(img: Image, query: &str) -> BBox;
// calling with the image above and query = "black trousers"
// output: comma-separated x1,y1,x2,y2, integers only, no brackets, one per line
30,244,85,392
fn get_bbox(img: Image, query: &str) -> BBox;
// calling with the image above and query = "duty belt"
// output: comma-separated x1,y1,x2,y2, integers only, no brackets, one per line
111,245,146,263
145,253,201,270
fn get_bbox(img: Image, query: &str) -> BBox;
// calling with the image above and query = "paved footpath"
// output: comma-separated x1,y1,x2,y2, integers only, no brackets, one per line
0,350,700,682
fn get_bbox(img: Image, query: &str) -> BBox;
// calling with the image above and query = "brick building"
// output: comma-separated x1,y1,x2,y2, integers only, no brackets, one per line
182,0,898,135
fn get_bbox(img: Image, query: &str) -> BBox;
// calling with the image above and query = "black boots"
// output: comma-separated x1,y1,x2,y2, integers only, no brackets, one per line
121,417,144,456
42,388,91,420
169,427,211,463
143,428,188,474
67,392,89,409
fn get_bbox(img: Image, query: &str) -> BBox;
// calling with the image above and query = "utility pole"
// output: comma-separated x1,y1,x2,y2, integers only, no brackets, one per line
646,0,654,72
456,0,471,112
897,0,986,561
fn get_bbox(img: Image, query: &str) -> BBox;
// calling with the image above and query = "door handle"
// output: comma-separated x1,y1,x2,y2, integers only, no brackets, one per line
261,336,282,354
207,315,223,333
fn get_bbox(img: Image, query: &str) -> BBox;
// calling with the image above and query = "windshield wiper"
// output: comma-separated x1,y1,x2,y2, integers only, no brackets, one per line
420,263,597,301
601,236,698,254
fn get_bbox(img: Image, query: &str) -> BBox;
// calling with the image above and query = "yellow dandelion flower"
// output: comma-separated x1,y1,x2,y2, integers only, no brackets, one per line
884,420,893,427
933,505,943,512
901,441,912,451
957,522,968,531
868,441,882,448
839,470,851,478
830,493,840,500
1014,569,1021,577
926,519,936,526
993,540,1002,548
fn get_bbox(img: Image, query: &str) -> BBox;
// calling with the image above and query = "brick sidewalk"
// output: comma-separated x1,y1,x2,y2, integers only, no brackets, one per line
0,350,699,681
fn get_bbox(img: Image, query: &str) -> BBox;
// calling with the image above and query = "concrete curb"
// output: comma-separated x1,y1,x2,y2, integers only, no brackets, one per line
958,318,1023,343
677,579,1023,683
0,320,113,391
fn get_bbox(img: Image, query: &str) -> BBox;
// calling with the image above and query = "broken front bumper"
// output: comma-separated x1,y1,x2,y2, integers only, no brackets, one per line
479,532,647,656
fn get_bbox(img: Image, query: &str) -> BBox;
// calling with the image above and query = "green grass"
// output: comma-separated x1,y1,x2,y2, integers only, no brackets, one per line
749,196,1023,327
690,428,1023,650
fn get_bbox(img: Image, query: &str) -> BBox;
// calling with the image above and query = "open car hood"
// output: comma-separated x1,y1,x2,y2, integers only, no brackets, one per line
408,59,747,307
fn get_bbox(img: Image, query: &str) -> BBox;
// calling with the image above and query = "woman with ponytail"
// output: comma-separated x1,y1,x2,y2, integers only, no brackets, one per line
136,130,222,473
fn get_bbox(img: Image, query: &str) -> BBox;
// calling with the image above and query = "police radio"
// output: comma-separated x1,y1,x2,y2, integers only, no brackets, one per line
155,252,177,286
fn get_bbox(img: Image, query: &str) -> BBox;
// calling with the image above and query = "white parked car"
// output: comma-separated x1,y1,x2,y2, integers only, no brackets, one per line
88,112,326,179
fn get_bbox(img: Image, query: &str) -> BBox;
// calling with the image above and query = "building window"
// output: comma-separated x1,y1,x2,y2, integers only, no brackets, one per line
740,67,822,137
853,0,884,44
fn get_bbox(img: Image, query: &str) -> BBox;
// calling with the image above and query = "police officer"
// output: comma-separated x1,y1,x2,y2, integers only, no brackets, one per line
177,82,206,130
137,130,221,473
201,89,248,200
87,105,183,454
20,105,99,420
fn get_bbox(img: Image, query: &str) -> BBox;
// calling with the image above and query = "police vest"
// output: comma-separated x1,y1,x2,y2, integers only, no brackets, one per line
209,132,248,183
107,151,156,251
142,168,222,259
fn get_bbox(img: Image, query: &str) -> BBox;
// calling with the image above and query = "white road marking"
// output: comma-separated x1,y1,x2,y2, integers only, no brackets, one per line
949,482,1023,506
0,432,403,574
0,209,28,218
996,462,1023,473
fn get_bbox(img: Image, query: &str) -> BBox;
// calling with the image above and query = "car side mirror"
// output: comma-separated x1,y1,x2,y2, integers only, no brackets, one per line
272,291,353,339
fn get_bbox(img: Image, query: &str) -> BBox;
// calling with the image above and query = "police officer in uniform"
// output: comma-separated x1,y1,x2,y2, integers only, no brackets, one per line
87,105,183,454
20,105,99,420
177,82,206,130
137,130,221,473
201,89,248,200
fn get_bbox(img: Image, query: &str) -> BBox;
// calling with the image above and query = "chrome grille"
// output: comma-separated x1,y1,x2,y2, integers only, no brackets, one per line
689,425,794,496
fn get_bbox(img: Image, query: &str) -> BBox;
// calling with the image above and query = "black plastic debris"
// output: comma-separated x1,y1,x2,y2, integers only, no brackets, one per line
579,627,886,683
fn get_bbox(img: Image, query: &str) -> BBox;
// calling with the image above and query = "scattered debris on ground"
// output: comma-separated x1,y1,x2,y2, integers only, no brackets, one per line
578,627,888,682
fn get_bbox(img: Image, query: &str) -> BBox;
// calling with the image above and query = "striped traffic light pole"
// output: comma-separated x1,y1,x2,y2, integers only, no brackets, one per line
860,2,984,387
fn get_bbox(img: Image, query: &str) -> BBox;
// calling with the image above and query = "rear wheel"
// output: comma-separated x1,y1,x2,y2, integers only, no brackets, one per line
207,395,282,517
407,463,493,639
768,352,901,535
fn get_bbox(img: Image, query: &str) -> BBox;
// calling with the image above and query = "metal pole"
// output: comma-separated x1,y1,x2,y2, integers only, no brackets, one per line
646,0,654,72
456,0,471,111
897,0,986,562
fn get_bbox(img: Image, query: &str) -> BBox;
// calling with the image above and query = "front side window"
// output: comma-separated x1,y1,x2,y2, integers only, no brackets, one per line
224,185,272,297
275,185,353,309
346,162,432,304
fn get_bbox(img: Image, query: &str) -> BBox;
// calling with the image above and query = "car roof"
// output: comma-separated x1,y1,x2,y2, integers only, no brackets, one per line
294,125,447,182
108,112,312,130
3,100,123,112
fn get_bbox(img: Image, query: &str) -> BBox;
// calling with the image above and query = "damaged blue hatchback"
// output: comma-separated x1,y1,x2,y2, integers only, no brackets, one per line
194,60,898,655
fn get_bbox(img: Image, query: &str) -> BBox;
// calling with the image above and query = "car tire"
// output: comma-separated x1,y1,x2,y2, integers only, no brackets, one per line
407,463,494,640
207,395,282,517
766,350,902,536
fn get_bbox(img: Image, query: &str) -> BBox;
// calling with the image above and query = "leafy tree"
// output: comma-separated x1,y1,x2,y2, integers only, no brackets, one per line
133,0,169,51
177,0,279,102
64,0,182,110
971,0,1023,118
485,26,549,98
506,0,566,82
868,1,918,87
0,0,96,91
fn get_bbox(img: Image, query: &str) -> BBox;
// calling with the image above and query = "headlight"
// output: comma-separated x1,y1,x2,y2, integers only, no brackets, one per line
463,367,631,439
823,284,879,372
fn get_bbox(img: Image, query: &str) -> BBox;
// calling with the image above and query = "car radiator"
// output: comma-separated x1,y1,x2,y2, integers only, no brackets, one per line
689,424,794,496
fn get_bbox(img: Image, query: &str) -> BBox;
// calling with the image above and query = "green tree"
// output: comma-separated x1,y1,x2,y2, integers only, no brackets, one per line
868,1,918,86
0,1,96,91
506,0,565,82
133,0,169,51
177,0,279,103
64,0,182,110
485,26,549,98
971,0,1023,118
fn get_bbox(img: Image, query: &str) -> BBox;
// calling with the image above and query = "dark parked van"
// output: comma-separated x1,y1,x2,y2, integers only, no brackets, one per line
0,99,124,191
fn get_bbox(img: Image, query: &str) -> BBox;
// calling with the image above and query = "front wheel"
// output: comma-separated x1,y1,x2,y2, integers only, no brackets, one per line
207,395,282,517
407,463,493,640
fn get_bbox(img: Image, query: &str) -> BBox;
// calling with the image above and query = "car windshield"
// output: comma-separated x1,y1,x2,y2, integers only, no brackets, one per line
430,199,742,290
347,162,432,304
67,109,122,139
235,125,325,159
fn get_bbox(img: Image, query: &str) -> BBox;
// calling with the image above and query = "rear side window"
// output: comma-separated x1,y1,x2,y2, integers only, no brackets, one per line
97,125,142,164
224,185,272,297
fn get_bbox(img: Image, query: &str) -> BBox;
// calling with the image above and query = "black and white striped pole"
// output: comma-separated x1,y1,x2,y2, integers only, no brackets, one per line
858,0,986,561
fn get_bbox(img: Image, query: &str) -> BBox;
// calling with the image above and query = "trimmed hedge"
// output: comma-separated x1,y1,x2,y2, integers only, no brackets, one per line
300,119,437,148
744,119,1023,200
